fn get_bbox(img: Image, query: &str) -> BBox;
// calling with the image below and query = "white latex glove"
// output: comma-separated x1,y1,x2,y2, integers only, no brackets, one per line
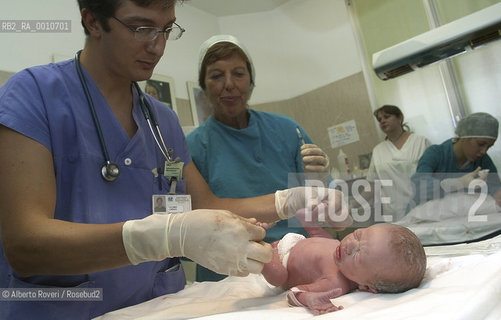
122,210,273,276
275,187,353,229
440,167,484,193
301,144,330,174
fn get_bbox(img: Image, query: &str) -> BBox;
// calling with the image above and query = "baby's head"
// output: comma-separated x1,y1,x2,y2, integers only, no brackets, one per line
335,223,426,294
370,224,426,293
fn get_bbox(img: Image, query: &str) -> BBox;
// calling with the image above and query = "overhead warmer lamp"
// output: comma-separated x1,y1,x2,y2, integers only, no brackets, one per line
372,2,501,80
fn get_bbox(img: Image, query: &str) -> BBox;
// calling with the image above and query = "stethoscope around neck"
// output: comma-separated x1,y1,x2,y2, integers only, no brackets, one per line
75,50,172,182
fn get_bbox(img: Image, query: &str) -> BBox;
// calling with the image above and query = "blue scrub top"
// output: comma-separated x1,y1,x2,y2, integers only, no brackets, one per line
0,59,191,319
187,110,313,281
187,109,312,240
409,139,500,210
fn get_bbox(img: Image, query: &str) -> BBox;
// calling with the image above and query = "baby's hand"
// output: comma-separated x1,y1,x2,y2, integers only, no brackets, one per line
287,287,343,315
255,221,268,229
304,289,344,315
255,221,276,230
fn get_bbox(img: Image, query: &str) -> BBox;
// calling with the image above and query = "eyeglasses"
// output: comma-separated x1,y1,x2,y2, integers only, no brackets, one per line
112,16,185,41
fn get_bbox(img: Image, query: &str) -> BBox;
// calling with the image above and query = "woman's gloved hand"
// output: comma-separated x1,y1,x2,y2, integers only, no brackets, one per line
301,144,330,174
440,167,484,193
274,187,353,230
122,210,273,276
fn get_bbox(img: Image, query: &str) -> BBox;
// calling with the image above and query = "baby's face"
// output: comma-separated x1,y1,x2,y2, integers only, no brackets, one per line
333,224,397,292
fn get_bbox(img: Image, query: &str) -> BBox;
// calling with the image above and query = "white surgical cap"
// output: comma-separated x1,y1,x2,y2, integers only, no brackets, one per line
455,112,499,139
198,35,255,93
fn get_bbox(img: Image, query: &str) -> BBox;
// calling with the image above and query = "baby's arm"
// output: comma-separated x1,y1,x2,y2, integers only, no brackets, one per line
288,278,346,315
261,241,288,287
296,209,334,239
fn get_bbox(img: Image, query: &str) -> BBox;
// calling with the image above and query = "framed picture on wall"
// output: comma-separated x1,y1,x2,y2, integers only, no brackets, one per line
138,74,177,114
186,81,213,126
358,152,372,170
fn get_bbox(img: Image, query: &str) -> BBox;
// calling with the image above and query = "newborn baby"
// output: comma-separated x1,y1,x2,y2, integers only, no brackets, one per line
261,223,426,315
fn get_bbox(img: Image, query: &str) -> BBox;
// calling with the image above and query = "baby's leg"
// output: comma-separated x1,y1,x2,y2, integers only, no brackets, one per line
261,241,288,287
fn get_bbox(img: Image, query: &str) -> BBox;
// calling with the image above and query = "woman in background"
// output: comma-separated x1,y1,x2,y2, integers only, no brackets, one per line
359,105,431,221
410,112,501,209
186,35,332,281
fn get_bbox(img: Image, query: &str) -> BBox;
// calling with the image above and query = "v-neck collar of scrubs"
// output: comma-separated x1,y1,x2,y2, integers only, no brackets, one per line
79,66,148,162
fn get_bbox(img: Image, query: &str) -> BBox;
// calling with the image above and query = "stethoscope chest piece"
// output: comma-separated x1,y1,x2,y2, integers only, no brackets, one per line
101,161,120,182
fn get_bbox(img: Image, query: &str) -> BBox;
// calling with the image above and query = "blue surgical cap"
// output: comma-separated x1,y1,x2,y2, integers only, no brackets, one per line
455,112,499,139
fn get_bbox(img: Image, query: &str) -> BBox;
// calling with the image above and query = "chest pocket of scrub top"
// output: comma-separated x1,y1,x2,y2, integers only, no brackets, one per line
154,168,187,195
152,258,186,297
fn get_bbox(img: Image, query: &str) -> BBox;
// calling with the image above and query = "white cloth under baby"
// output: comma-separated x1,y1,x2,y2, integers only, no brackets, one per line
277,233,305,269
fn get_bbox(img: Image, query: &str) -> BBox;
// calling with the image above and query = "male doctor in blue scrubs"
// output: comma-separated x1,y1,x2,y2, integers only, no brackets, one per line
0,0,351,319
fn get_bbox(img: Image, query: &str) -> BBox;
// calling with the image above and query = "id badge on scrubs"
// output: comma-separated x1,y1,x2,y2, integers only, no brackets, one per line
152,194,192,214
166,194,192,214
164,161,184,181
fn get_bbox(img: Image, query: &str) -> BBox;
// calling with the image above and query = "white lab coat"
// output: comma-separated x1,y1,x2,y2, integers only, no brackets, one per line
367,133,431,221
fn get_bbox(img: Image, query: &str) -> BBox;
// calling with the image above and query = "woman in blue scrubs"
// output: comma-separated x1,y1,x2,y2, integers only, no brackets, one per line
186,35,332,282
0,1,350,319
409,112,501,210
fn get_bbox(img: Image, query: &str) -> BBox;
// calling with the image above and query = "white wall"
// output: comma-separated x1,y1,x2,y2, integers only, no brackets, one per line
0,1,221,100
0,0,84,70
2,1,498,170
152,4,220,100
0,0,361,103
149,0,363,103
217,0,362,104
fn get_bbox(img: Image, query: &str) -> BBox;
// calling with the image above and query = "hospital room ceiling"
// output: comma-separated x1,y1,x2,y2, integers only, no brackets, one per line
185,0,293,17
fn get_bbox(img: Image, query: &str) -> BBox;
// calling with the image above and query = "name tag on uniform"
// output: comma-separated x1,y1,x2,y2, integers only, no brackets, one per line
152,194,191,214
164,161,184,181
166,195,192,214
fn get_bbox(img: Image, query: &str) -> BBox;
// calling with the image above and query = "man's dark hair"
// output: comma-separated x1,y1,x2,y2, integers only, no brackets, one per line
77,0,180,35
